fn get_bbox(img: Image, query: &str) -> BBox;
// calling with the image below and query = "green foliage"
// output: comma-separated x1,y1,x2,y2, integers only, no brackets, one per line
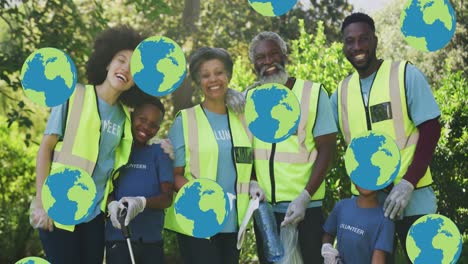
230,56,256,92
0,119,41,263
432,60,468,233
374,0,467,86
289,20,353,94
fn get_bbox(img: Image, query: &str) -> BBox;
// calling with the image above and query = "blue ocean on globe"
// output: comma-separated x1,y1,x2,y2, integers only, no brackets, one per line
408,216,462,263
132,39,186,96
248,86,300,143
347,132,400,190
21,51,76,107
249,0,297,16
45,169,97,225
401,0,456,51
175,181,230,238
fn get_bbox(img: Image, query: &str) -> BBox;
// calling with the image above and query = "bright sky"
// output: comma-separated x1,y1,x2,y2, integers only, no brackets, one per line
300,0,394,14
347,0,394,13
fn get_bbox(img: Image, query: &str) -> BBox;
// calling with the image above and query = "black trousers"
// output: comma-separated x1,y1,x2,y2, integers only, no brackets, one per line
106,240,164,264
177,232,239,264
39,213,105,264
254,206,324,264
386,214,425,264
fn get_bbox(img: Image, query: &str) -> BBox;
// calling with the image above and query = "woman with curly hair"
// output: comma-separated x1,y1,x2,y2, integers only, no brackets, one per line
29,25,144,264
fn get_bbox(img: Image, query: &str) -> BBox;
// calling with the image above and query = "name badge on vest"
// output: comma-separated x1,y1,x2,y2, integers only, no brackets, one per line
370,102,392,123
233,147,253,164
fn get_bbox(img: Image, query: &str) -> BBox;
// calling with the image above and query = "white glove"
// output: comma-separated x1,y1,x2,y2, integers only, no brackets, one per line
383,179,414,219
160,138,174,160
281,189,311,226
225,88,246,114
321,243,340,264
249,180,265,201
29,197,54,231
120,196,146,226
107,200,125,229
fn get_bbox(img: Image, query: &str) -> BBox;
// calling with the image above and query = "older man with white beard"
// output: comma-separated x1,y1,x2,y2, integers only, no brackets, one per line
231,31,338,264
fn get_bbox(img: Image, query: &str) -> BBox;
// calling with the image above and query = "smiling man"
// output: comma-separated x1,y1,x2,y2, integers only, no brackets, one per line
330,13,442,263
247,32,337,264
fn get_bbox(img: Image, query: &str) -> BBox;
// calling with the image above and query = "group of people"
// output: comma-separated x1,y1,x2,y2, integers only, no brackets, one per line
29,12,441,264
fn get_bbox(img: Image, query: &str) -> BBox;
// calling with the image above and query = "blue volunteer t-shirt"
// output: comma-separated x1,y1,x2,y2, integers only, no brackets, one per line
44,96,125,222
330,63,441,217
323,198,395,263
105,143,173,242
272,87,337,213
330,63,441,128
168,108,238,233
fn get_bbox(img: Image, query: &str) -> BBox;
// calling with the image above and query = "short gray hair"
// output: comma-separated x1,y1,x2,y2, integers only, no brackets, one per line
248,31,288,63
189,47,233,86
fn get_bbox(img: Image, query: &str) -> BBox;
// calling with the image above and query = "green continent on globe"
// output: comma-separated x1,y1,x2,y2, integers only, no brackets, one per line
42,166,97,225
345,131,400,190
15,257,50,264
407,214,462,264
24,89,47,106
245,91,259,123
156,39,186,93
42,177,57,211
35,48,75,89
174,186,196,233
199,186,227,224
68,176,96,220
371,138,400,186
250,1,275,16
174,179,229,238
271,96,300,139
402,36,428,51
419,0,453,31
345,147,359,176
131,48,144,76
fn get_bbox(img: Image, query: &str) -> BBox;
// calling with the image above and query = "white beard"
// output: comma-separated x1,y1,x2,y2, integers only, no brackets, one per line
258,70,289,85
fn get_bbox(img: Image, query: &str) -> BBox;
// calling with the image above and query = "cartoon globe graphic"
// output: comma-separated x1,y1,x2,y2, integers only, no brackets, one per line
245,83,301,143
15,257,50,264
41,166,97,225
345,131,401,190
400,0,456,52
174,179,230,238
131,36,186,96
248,0,297,17
20,47,77,107
406,214,462,264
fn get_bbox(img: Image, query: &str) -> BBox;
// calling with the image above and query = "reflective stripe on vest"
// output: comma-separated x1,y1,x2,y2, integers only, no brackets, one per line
50,84,132,231
337,60,432,195
164,105,253,236
253,79,325,203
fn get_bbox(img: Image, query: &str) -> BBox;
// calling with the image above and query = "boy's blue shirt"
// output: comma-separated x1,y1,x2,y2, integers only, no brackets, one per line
105,143,173,242
323,197,395,263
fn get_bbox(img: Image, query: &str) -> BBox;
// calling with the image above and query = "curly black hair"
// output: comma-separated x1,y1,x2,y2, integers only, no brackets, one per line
86,25,144,106
341,12,376,33
189,47,233,86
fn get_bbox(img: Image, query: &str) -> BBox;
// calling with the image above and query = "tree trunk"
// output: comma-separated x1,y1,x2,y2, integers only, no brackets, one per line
171,0,201,116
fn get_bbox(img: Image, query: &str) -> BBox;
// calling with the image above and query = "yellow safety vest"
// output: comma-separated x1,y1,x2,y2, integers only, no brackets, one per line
337,60,433,195
164,105,253,237
253,79,326,203
50,84,133,231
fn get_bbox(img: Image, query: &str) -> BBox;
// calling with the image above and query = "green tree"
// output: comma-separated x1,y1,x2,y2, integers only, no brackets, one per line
432,59,468,234
374,0,467,85
0,119,40,263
